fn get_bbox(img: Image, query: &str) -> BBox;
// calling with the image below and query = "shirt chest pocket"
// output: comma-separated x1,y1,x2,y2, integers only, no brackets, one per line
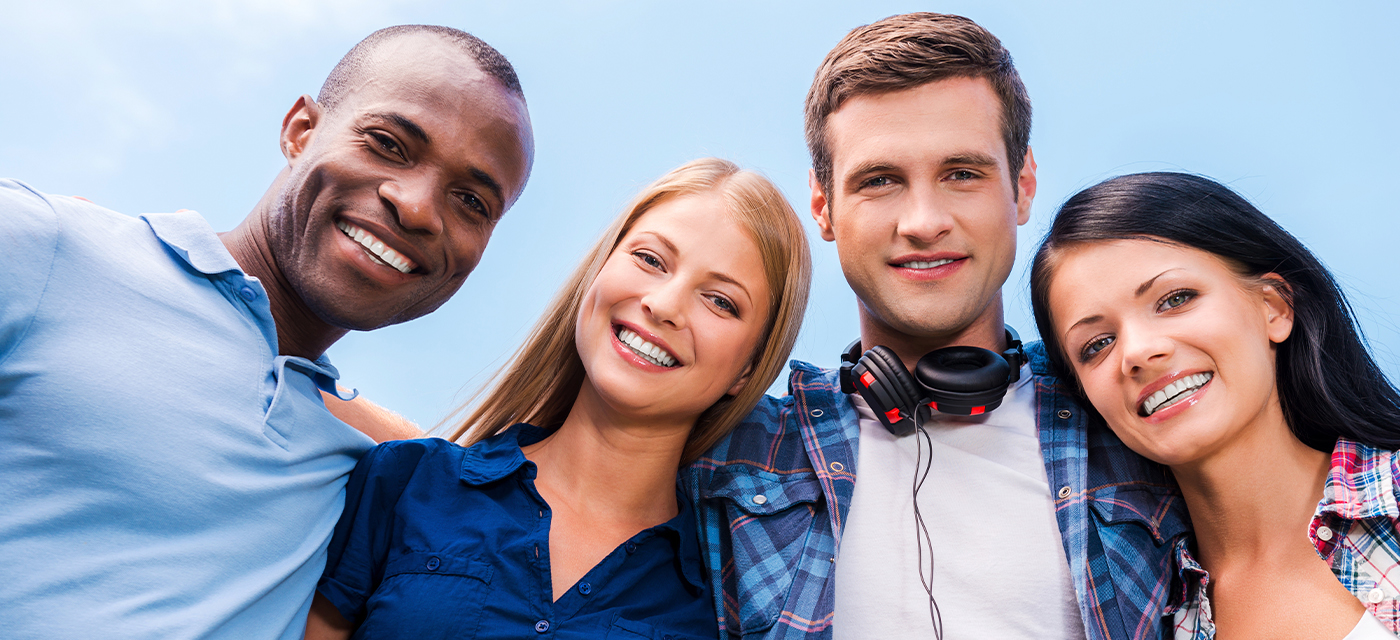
357,551,495,639
703,468,823,636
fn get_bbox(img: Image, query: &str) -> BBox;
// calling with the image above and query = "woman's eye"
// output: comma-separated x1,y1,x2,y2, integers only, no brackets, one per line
1079,335,1114,362
710,295,738,316
1157,289,1196,312
633,251,663,270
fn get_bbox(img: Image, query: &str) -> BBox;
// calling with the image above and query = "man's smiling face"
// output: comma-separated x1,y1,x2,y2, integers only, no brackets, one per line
270,34,533,331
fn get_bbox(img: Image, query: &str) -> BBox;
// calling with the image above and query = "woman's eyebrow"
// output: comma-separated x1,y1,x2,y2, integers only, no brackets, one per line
1135,268,1184,297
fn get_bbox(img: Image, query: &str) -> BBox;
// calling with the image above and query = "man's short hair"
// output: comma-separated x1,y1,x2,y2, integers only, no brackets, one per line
318,24,524,113
804,13,1031,199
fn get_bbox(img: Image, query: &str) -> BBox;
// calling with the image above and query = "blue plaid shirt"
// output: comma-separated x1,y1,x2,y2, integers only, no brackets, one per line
684,342,1192,640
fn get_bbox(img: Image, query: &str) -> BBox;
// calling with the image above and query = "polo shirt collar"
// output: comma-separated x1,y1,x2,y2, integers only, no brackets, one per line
457,423,707,591
141,211,243,277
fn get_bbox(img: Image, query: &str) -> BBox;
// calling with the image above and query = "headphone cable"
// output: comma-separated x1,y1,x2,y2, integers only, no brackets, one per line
911,407,944,640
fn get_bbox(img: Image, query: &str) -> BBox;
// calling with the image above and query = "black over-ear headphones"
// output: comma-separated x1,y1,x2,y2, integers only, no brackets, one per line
839,326,1026,436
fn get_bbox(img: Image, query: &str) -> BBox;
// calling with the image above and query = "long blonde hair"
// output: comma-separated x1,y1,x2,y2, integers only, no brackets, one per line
447,158,811,462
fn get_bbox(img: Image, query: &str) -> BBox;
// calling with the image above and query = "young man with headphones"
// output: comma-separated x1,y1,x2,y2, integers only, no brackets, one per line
686,13,1189,640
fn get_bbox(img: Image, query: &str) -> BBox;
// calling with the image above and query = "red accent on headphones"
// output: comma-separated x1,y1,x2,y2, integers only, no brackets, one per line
884,407,903,424
861,371,876,388
970,406,985,416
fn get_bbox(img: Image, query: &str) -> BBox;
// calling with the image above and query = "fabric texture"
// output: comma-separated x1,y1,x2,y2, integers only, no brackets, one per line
1170,439,1400,638
319,427,717,640
685,342,1191,640
0,180,375,639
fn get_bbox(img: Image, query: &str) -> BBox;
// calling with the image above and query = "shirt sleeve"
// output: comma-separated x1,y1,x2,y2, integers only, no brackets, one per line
0,180,61,365
317,440,423,626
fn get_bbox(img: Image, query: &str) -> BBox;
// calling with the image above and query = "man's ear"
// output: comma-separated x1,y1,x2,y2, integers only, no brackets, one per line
1260,273,1295,344
1016,146,1038,226
280,95,321,162
810,169,835,242
727,362,755,397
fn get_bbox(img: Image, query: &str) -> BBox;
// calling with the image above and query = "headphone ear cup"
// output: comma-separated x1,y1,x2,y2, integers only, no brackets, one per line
857,346,922,434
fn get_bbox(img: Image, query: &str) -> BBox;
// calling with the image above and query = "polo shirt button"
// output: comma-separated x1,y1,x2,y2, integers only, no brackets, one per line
624,543,638,554
239,286,257,300
425,556,440,571
1369,588,1386,604
752,494,768,505
577,581,592,595
1316,525,1334,541
534,619,550,633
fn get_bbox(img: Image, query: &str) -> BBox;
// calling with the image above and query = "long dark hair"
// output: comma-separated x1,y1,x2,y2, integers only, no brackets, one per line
1030,172,1400,451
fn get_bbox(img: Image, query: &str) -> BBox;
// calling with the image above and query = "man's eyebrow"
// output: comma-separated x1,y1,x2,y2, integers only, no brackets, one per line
1136,268,1183,297
366,112,430,145
469,167,505,207
943,152,1000,168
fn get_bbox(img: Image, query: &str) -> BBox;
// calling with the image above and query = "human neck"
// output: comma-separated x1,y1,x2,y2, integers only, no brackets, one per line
522,377,691,525
1171,405,1331,571
858,296,1009,373
219,173,346,359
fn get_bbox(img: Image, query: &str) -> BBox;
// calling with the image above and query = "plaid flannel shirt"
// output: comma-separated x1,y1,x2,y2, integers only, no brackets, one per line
1170,439,1400,638
684,341,1192,640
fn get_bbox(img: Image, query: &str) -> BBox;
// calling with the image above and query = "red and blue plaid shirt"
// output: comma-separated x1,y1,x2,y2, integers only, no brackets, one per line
685,342,1192,639
1170,439,1400,637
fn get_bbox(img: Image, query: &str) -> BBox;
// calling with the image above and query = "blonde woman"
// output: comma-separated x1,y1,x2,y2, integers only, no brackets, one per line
305,158,810,640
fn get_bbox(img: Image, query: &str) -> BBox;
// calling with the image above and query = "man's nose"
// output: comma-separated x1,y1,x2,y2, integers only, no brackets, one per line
379,176,445,235
895,185,954,244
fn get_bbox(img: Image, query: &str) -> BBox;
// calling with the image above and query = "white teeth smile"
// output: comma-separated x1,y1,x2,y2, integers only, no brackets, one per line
616,327,678,368
1141,372,1213,416
898,258,957,269
336,220,418,274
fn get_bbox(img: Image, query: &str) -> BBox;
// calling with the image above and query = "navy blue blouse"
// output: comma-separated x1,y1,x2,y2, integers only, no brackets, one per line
317,425,717,640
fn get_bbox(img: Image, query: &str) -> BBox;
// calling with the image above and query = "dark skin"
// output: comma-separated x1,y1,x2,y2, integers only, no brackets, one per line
220,34,534,360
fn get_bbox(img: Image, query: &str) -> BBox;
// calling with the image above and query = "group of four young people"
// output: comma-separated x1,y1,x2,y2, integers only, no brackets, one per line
307,12,1400,640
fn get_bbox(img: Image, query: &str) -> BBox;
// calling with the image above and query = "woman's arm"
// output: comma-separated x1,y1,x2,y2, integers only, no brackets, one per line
304,592,353,640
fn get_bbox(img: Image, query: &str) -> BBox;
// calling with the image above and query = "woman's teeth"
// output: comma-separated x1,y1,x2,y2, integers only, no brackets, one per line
1141,372,1213,416
616,327,677,367
336,221,417,274
898,258,956,269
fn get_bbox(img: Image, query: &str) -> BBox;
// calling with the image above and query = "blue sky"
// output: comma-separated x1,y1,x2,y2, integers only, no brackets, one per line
4,0,1396,430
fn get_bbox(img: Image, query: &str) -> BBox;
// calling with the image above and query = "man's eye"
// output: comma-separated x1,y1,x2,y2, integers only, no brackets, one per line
1157,289,1197,312
1079,335,1114,362
458,192,489,219
948,169,977,181
863,176,893,189
369,132,404,159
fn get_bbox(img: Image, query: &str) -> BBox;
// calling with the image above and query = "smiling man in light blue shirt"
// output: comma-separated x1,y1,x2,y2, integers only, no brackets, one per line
0,25,533,639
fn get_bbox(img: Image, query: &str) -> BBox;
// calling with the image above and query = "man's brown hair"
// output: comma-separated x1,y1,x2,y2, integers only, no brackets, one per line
804,12,1032,199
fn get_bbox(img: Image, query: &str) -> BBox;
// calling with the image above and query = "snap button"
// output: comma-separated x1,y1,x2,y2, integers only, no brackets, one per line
1369,588,1385,604
1057,409,1072,419
811,409,824,417
1316,525,1334,542
829,461,845,472
577,581,592,596
752,494,768,505
624,542,638,554
425,556,440,571
239,286,257,301
534,619,550,633
1057,486,1072,499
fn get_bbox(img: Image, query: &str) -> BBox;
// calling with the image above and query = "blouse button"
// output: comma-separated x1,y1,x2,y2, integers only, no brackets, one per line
534,620,551,633
624,542,638,554
577,581,592,596
425,556,440,571
1316,525,1334,541
752,494,768,505
1369,588,1386,604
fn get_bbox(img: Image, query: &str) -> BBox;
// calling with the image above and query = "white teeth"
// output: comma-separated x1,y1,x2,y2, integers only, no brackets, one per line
899,258,956,269
335,220,417,274
1141,372,1214,416
616,328,678,367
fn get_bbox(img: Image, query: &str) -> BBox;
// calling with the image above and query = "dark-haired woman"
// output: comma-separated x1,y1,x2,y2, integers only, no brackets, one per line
1029,172,1400,639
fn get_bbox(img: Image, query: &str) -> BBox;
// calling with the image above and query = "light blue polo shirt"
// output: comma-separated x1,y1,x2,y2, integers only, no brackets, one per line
0,180,376,639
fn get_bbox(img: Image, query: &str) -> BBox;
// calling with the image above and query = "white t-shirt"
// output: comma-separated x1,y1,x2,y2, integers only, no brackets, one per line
833,364,1087,639
1345,610,1394,639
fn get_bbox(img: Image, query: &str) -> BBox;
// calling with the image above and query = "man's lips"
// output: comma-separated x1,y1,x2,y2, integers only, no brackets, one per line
889,254,967,279
335,219,422,274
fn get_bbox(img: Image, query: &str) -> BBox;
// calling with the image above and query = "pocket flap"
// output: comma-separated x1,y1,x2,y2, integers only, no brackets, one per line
702,466,821,516
384,551,493,583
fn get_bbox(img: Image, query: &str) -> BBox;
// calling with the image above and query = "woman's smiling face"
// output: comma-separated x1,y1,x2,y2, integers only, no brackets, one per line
574,192,771,425
1047,238,1295,467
